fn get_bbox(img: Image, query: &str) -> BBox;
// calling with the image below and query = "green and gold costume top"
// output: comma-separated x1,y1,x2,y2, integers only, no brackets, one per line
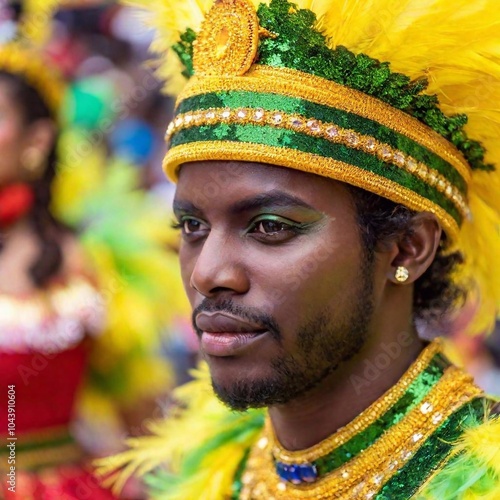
101,339,500,499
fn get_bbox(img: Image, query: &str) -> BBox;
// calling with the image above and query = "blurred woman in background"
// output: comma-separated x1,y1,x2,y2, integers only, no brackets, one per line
0,53,117,498
0,2,193,497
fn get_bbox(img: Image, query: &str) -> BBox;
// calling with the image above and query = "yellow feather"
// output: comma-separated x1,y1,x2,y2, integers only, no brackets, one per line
19,0,61,44
97,363,264,498
456,414,500,477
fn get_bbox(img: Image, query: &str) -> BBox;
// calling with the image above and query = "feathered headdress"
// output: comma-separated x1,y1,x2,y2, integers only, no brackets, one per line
127,0,500,335
0,0,65,114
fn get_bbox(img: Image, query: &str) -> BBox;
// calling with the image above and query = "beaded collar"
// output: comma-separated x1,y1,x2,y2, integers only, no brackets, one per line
238,340,486,499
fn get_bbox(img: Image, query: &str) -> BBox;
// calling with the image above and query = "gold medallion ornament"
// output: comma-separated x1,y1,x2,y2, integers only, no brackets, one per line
192,0,260,77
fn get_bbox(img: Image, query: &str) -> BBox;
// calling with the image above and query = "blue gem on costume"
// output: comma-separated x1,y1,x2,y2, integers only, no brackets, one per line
276,462,289,482
289,466,302,484
275,461,318,484
299,464,318,483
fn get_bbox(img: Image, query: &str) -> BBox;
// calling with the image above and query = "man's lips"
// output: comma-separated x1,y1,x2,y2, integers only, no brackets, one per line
195,312,268,356
195,311,267,334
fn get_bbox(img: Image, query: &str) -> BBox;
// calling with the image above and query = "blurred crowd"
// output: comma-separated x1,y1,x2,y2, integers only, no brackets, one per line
51,2,201,386
52,4,174,190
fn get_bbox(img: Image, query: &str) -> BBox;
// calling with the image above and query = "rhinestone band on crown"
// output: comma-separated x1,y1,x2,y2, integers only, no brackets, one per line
166,107,469,218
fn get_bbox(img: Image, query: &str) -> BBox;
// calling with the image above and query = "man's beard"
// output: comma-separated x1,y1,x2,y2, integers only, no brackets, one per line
193,261,375,411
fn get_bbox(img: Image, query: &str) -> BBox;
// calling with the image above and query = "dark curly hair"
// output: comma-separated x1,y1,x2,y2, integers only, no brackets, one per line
0,71,65,288
347,186,466,323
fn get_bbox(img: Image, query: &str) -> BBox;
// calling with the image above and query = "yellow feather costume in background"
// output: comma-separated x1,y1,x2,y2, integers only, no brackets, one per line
0,0,65,114
0,0,191,490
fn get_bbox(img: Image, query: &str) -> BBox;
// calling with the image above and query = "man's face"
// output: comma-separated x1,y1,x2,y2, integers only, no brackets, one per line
174,161,377,410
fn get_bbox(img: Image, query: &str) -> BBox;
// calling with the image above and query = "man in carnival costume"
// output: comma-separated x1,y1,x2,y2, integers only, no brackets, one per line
103,0,500,498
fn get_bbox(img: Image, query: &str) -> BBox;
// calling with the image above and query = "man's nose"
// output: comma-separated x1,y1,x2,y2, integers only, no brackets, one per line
189,230,250,298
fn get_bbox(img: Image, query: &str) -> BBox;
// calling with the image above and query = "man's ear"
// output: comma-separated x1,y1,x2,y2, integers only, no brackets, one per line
386,213,442,285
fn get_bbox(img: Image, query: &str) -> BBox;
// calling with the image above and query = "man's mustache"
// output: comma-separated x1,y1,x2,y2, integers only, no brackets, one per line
191,299,281,342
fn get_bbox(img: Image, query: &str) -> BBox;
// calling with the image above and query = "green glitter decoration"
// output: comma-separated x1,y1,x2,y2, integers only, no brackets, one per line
172,28,196,80
313,354,450,476
173,0,493,172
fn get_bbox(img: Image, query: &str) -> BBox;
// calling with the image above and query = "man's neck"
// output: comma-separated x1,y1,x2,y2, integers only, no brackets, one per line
268,329,425,451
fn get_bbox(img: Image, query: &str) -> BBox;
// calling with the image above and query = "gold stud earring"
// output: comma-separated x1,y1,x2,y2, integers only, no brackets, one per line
394,266,409,283
20,147,46,179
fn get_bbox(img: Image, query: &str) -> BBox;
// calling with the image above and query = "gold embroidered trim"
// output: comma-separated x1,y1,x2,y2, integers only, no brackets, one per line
176,66,472,184
166,107,468,218
164,142,460,240
240,366,482,499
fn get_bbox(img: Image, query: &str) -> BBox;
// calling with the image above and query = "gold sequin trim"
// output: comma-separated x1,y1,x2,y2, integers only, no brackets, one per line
164,142,460,241
166,107,468,218
240,365,483,499
177,66,472,184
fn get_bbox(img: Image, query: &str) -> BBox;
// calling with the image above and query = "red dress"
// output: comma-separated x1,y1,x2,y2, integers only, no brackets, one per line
0,279,116,499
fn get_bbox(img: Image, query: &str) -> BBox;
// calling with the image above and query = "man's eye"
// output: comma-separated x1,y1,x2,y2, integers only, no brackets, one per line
253,220,293,234
246,215,304,241
173,217,208,235
184,219,201,233
185,218,209,234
